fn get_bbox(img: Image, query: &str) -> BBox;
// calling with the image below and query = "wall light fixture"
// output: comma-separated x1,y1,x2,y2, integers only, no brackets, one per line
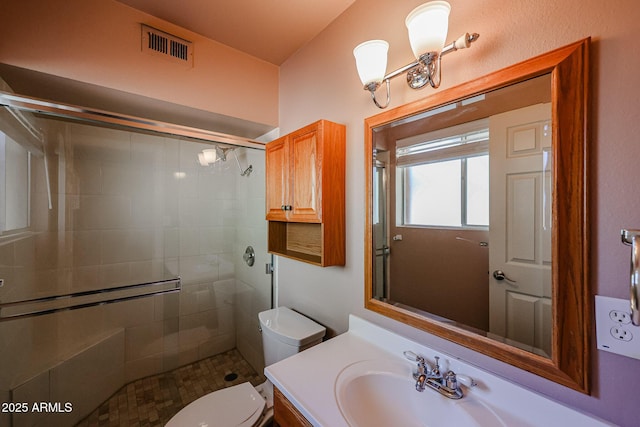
198,145,253,176
353,1,479,109
198,146,228,166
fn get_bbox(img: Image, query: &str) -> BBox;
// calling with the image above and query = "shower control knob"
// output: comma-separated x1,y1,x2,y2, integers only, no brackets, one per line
243,246,256,267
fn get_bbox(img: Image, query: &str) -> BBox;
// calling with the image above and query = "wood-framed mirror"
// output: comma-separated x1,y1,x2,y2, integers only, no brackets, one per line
364,38,590,393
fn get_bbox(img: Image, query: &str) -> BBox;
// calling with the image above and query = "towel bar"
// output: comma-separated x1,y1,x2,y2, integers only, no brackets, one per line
0,277,181,322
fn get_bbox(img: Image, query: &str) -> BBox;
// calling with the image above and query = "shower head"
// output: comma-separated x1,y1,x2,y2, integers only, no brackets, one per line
233,150,253,177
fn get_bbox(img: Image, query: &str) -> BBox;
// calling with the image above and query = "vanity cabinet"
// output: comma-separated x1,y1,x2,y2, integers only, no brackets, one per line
273,386,312,427
265,119,345,266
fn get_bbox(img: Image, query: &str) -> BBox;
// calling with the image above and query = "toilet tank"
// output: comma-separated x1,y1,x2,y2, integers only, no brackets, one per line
259,307,326,366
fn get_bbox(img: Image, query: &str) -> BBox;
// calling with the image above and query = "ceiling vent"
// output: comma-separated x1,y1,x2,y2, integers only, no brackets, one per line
141,24,193,67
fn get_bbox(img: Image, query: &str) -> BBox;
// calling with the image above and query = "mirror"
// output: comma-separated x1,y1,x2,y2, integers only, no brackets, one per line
372,74,553,353
364,38,590,393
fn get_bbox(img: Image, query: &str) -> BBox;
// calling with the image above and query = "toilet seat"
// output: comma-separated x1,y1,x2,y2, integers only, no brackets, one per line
166,382,266,427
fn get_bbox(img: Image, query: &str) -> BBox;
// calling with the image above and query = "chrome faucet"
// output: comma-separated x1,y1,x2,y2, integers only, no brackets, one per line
403,351,476,400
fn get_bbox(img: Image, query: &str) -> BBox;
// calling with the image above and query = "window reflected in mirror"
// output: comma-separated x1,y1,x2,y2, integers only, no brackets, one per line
371,74,553,357
0,132,31,234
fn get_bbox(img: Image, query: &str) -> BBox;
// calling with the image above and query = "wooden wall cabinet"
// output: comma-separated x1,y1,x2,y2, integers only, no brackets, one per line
266,119,345,266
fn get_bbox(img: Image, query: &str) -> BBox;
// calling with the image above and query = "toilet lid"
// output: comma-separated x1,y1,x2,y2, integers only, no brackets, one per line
166,382,266,427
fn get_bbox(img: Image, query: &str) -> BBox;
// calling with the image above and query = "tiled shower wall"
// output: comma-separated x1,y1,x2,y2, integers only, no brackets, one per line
234,148,272,372
0,116,269,426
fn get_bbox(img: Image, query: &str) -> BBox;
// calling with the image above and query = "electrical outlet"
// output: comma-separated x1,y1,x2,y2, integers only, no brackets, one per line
610,310,631,324
610,326,633,341
595,295,640,360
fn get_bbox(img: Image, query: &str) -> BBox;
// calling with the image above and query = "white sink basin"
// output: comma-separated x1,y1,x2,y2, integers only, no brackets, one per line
334,359,507,427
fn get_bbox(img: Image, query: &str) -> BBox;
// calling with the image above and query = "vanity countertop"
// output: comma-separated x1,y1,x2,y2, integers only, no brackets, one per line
266,326,390,426
265,314,613,427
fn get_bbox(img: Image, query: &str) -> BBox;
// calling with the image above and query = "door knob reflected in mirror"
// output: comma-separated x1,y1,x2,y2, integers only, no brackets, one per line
492,270,516,283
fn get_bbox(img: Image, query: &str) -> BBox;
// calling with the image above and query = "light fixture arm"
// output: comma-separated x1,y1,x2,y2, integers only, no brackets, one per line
407,51,442,90
366,32,479,109
366,79,391,109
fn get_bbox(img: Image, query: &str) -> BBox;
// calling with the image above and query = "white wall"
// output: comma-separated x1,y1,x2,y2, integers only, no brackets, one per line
276,1,640,426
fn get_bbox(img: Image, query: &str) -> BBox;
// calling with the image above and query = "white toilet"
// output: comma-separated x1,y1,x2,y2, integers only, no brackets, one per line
166,306,326,427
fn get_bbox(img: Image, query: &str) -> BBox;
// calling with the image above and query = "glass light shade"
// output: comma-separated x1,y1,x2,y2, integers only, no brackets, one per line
202,148,218,164
353,40,389,86
405,1,451,59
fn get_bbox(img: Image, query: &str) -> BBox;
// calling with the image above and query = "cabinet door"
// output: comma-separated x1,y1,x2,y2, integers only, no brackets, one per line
288,126,322,222
266,137,289,221
274,387,312,427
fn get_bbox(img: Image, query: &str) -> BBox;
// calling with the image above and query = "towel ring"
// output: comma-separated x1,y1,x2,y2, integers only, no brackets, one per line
621,229,640,326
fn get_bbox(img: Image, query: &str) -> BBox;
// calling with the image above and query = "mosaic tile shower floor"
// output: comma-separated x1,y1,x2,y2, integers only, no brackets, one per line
75,349,266,426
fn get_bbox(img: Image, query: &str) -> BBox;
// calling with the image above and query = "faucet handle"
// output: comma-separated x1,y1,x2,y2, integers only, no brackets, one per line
456,374,477,388
403,350,423,363
444,371,458,390
403,351,427,367
403,351,428,378
431,356,441,377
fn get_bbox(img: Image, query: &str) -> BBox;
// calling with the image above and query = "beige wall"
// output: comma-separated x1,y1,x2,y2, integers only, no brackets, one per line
0,0,279,128
277,1,640,426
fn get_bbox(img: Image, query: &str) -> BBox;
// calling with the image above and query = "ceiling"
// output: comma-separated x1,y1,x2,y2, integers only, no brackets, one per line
115,0,356,65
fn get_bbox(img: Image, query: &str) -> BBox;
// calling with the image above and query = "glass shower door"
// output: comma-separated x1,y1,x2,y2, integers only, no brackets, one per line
0,93,271,426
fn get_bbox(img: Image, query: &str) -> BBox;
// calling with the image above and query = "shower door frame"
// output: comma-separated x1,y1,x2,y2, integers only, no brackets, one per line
0,92,265,149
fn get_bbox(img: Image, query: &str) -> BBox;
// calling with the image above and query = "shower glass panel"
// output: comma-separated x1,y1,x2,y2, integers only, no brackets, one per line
0,99,270,426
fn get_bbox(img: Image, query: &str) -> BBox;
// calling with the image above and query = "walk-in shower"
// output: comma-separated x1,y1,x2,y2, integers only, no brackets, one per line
0,84,271,426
